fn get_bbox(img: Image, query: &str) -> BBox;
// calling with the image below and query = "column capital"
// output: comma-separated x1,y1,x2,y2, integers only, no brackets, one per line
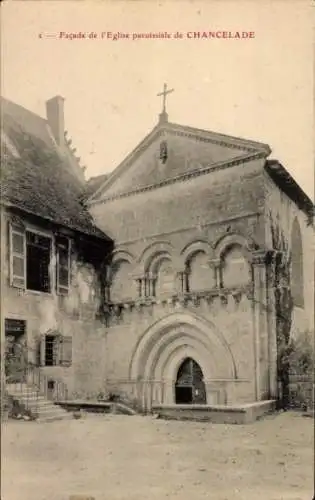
251,250,268,266
208,258,221,269
132,273,145,280
146,272,157,280
174,266,186,274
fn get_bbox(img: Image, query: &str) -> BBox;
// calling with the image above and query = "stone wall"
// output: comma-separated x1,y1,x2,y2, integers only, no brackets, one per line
1,207,109,400
263,171,314,336
88,159,270,408
90,158,266,244
104,291,257,408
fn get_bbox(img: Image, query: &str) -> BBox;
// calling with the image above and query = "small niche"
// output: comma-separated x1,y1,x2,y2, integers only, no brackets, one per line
159,140,168,164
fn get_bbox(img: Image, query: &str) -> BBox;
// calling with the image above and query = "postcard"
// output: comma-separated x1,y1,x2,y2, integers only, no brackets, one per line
1,2,314,500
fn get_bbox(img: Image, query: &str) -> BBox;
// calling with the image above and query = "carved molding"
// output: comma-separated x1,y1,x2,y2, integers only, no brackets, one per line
251,250,268,266
90,151,266,206
105,284,253,325
208,258,221,269
88,119,270,206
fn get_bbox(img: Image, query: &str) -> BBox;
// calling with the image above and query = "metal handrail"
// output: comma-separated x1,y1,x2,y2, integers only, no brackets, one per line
6,355,69,416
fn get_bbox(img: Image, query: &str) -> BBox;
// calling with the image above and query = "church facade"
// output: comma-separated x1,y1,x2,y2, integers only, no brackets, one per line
88,109,314,411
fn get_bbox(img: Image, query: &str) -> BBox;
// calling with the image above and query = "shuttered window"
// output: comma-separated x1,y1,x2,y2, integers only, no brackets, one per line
59,336,72,366
56,236,70,295
9,223,26,289
9,222,70,295
26,231,51,293
39,333,72,367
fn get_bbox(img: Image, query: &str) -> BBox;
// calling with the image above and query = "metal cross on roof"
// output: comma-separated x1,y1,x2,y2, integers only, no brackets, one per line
157,83,174,114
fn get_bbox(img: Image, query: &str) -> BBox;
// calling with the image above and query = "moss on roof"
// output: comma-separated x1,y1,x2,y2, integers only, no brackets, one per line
1,116,110,241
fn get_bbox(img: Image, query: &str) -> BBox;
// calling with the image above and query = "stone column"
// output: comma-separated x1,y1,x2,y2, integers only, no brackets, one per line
163,379,174,404
134,274,147,299
152,274,157,297
142,275,148,298
266,251,278,399
142,274,148,297
147,273,157,297
204,381,213,405
175,268,186,294
251,250,268,401
209,258,221,288
136,278,142,298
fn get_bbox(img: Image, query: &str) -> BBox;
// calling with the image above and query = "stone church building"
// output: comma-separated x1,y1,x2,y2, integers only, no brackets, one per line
1,93,313,417
88,103,314,412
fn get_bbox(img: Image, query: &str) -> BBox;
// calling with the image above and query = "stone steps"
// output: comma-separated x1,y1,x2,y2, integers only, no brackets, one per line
6,383,72,423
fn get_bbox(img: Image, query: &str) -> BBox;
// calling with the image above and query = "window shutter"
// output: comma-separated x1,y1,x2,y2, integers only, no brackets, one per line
39,335,46,367
9,223,26,289
56,237,70,295
53,337,60,365
59,336,72,367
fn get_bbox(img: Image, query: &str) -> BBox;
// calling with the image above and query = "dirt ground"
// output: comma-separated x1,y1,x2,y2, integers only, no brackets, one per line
1,411,314,500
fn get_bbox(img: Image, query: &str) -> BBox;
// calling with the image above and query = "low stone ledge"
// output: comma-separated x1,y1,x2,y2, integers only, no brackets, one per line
152,400,276,424
55,400,112,414
55,400,137,416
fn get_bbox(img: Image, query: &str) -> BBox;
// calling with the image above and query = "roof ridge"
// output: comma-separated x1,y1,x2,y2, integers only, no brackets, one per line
1,96,47,123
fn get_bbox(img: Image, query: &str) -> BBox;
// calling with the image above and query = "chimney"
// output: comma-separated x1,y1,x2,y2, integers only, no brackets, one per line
46,95,65,146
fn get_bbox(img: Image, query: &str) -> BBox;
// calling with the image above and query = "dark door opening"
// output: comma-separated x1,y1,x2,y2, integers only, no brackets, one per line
175,386,193,404
47,380,55,400
175,357,207,405
5,319,27,383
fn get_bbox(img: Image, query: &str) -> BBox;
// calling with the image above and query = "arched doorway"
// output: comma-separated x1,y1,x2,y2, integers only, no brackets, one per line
175,357,207,404
129,311,237,410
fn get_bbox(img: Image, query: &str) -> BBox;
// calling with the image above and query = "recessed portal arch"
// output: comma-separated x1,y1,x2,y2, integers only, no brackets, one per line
129,311,237,410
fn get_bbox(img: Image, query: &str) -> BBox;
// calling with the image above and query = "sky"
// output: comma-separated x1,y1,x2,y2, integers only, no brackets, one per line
1,0,314,199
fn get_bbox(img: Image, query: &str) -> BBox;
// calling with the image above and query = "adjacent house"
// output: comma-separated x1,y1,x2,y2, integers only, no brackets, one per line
1,96,113,404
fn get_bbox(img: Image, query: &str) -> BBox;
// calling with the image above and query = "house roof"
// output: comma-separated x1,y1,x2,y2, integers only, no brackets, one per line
1,96,111,241
265,160,314,221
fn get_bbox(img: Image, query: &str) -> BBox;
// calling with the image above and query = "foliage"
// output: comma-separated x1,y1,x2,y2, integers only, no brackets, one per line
288,331,314,377
286,331,314,410
4,337,29,383
269,212,294,408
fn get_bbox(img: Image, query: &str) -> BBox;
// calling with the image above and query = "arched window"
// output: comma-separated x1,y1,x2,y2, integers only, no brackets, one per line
221,244,251,288
186,251,214,292
110,260,136,302
153,257,174,296
291,218,304,308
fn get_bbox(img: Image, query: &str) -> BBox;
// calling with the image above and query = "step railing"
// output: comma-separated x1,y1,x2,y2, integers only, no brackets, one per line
6,366,40,416
6,349,69,416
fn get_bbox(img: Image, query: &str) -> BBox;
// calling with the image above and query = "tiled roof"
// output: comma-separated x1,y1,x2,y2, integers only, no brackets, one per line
1,97,111,241
265,160,314,221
